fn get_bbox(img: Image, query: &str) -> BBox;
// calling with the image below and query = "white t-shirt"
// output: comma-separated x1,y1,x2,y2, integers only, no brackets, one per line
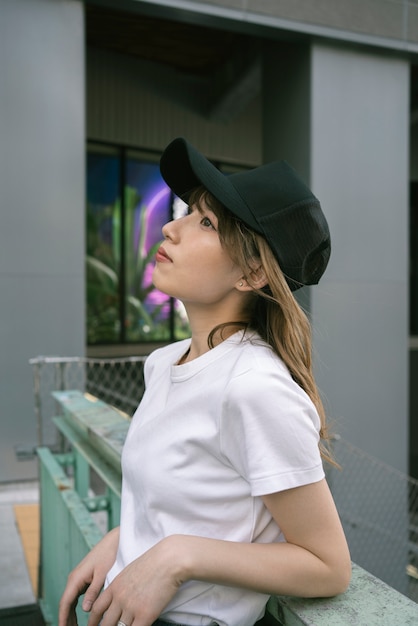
106,330,324,626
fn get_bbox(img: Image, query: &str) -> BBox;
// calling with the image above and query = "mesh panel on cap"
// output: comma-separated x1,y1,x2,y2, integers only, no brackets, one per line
259,199,330,289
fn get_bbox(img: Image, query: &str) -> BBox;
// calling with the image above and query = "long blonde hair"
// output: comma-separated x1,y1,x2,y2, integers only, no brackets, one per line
189,187,335,466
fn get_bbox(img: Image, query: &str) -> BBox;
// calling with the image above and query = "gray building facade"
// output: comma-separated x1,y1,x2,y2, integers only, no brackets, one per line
0,1,415,573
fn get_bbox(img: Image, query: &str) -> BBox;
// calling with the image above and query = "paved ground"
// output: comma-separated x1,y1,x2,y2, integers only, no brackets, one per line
0,481,38,611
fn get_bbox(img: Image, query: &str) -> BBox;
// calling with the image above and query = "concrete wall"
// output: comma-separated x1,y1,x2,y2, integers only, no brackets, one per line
0,0,85,481
310,44,409,473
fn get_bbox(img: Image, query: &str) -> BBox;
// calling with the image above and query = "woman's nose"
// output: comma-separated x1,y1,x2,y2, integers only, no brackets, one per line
162,219,177,241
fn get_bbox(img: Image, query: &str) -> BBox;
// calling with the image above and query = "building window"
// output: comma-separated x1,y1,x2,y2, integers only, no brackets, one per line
86,142,190,345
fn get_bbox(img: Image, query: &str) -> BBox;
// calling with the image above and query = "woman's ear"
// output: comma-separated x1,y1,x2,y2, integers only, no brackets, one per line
249,265,268,289
236,265,268,291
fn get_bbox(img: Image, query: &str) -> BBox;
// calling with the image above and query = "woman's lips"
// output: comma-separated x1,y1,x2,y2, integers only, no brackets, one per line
155,246,172,262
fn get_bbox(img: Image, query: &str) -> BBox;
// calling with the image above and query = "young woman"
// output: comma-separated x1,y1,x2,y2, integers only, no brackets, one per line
59,138,351,626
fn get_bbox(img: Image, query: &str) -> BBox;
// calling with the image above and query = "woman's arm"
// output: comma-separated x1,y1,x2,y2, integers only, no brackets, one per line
182,478,351,597
59,526,120,626
86,479,350,626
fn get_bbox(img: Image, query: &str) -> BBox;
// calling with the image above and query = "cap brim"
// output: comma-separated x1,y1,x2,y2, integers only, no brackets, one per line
160,137,258,230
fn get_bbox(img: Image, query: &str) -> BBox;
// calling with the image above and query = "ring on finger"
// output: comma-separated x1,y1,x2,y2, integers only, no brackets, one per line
117,621,127,626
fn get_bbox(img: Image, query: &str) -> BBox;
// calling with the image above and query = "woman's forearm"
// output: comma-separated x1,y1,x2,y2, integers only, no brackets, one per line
165,482,351,599
168,534,351,598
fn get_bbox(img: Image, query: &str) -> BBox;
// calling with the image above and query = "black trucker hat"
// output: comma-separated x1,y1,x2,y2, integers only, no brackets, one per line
160,137,331,291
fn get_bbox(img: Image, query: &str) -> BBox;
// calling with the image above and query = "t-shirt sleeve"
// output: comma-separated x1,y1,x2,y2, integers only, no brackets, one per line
220,352,325,496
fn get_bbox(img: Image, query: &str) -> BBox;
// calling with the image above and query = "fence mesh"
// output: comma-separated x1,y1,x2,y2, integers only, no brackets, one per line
30,356,146,448
30,356,418,603
328,437,418,602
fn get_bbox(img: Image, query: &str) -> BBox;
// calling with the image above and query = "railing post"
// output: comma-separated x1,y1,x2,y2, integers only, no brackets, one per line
32,358,43,447
73,448,90,499
38,446,103,626
107,487,121,529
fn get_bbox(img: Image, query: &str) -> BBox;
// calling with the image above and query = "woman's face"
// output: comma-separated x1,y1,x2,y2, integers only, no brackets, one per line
152,197,244,309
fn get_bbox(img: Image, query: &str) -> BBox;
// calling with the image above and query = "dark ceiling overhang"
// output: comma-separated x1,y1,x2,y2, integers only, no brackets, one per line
85,4,266,122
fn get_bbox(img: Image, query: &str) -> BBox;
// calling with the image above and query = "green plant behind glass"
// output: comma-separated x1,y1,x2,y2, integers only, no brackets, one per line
87,186,191,344
124,186,169,341
86,196,121,344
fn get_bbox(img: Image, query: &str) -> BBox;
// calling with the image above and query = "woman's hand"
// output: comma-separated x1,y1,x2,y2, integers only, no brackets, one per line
58,526,120,626
86,536,185,626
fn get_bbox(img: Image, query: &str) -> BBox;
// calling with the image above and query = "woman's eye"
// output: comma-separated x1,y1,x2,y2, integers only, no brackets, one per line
201,216,215,229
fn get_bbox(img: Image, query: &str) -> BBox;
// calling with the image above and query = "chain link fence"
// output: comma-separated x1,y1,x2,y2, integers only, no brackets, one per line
30,356,418,603
29,356,146,448
327,437,418,602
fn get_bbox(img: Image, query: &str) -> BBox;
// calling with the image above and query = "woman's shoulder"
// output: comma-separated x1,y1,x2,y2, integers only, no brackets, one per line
234,331,288,374
229,332,308,399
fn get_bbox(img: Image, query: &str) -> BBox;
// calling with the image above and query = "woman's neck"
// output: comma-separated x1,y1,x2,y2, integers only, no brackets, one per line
183,322,247,364
182,299,248,363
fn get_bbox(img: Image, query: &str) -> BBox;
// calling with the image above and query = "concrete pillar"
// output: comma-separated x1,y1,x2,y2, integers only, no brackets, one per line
0,0,85,481
263,41,409,592
309,43,409,470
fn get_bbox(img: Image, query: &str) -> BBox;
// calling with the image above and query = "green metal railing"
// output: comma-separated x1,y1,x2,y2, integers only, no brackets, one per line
37,391,418,626
38,447,104,626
